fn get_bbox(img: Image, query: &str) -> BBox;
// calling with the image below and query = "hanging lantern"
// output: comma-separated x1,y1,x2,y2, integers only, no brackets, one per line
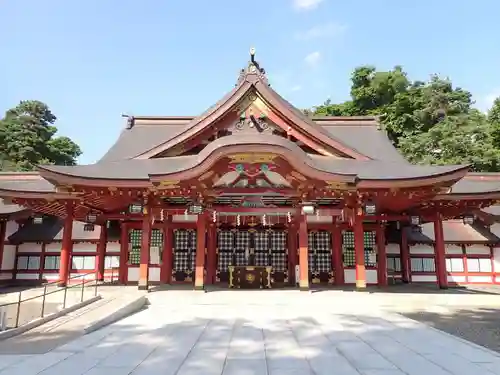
83,223,95,232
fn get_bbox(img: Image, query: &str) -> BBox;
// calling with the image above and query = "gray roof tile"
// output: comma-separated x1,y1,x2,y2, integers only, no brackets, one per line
405,221,499,244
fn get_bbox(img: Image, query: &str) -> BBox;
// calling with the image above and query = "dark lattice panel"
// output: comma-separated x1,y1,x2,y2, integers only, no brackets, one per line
254,231,268,251
315,231,331,252
218,230,234,251
218,252,233,271
172,230,195,281
174,252,191,271
255,252,269,266
217,230,234,281
307,231,332,273
316,253,331,272
128,229,142,265
342,230,377,267
270,231,286,251
174,230,190,251
364,231,376,267
150,229,163,264
235,231,250,251
271,252,287,271
234,252,247,266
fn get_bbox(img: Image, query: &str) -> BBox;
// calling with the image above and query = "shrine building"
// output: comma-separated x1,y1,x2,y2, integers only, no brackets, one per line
1,50,500,290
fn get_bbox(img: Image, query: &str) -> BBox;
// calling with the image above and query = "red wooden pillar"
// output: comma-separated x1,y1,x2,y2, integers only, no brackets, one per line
376,222,387,287
298,215,309,290
433,214,448,289
96,224,107,281
288,223,298,286
161,215,173,284
194,214,207,290
353,214,366,289
332,222,344,285
138,209,152,290
119,222,128,284
206,222,217,284
58,202,75,287
0,220,6,273
400,228,411,283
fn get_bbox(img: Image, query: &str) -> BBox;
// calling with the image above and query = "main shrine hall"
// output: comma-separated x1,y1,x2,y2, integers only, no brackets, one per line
2,50,500,290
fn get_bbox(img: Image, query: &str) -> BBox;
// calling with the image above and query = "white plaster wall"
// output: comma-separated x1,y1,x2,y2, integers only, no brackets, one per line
468,275,493,283
465,245,491,255
306,215,332,223
386,244,400,254
447,275,466,283
493,247,500,273
172,215,197,222
445,245,463,255
41,273,59,282
128,267,139,282
72,243,97,253
106,242,120,253
16,273,39,280
0,273,12,280
343,269,378,284
149,268,160,282
69,273,95,280
411,275,437,282
409,244,434,254
4,220,18,240
17,243,42,253
1,245,16,270
45,243,61,253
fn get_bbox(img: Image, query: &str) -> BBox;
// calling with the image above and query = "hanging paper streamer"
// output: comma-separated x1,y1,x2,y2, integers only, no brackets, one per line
287,211,292,223
184,209,188,219
160,209,164,221
212,210,217,223
262,214,267,226
237,214,241,226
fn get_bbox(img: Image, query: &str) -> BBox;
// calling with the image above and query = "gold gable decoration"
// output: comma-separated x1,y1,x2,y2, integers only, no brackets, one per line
228,153,277,164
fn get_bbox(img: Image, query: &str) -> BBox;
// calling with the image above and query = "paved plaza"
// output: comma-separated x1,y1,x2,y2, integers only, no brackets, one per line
1,290,500,375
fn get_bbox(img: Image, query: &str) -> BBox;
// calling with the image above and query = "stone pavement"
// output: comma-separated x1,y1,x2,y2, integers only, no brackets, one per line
1,290,500,374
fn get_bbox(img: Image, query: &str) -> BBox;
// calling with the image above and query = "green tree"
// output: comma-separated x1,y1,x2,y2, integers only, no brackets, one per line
311,66,499,171
0,100,82,171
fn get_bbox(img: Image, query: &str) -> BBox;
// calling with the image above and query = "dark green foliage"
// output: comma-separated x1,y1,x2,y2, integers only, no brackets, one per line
311,66,500,171
0,100,82,171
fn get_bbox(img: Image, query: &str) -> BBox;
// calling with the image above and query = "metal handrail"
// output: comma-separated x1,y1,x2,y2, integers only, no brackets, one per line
0,268,119,330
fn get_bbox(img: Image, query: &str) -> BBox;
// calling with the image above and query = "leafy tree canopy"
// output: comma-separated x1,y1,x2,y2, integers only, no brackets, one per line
0,100,82,171
310,66,499,172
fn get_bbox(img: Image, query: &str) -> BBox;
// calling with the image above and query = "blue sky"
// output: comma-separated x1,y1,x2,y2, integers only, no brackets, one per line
2,0,500,164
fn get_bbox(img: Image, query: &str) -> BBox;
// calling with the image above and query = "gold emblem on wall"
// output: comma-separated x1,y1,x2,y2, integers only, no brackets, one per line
159,180,181,189
325,181,349,190
228,153,277,164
